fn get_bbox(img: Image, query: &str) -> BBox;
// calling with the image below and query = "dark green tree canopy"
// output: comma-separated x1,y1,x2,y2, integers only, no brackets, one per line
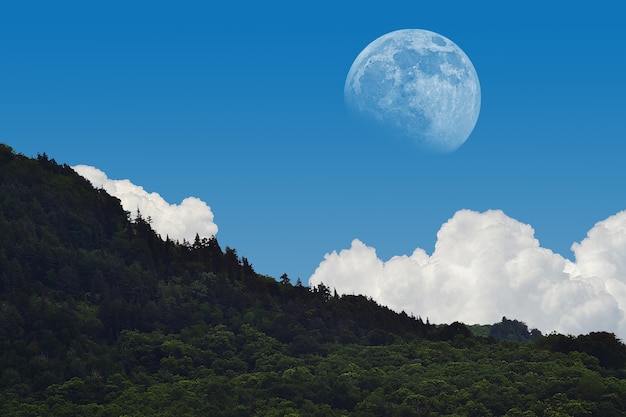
1,143,626,416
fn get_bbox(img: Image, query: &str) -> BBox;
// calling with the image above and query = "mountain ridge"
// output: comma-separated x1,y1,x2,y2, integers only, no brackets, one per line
2,142,626,416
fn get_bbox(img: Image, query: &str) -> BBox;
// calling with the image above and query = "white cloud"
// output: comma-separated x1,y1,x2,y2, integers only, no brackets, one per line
310,209,626,339
72,165,218,243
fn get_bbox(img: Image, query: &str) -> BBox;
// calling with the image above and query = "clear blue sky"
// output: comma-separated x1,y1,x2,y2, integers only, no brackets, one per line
2,1,625,283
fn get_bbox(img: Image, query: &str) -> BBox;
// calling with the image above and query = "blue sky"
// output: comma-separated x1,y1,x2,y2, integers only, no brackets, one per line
2,1,626,326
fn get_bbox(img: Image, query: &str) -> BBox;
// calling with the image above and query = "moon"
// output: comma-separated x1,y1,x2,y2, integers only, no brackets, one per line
344,29,481,152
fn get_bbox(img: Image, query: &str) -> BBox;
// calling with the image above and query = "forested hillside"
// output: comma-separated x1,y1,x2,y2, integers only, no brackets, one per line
1,142,626,416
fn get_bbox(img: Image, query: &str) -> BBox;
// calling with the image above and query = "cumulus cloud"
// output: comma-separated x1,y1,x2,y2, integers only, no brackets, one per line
72,165,218,243
310,209,626,339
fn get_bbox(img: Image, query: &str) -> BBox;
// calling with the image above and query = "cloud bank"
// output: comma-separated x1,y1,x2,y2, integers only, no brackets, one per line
310,209,626,339
73,165,218,243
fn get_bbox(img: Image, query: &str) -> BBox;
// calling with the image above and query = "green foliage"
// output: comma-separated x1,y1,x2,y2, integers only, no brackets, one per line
468,323,492,338
490,316,543,343
1,143,626,416
538,331,626,371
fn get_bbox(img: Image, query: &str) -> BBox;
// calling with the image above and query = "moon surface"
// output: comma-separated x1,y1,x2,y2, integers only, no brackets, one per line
344,29,481,152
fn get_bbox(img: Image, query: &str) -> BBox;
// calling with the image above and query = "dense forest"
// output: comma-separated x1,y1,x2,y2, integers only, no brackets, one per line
1,142,626,416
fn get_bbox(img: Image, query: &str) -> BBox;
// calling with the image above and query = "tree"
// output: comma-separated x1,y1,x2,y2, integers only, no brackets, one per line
314,282,331,302
490,317,541,343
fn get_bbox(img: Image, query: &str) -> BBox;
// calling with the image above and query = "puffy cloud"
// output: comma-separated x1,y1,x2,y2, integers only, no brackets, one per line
72,165,218,243
310,209,626,339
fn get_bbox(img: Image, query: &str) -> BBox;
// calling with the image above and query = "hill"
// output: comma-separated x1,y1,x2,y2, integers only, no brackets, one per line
1,142,626,416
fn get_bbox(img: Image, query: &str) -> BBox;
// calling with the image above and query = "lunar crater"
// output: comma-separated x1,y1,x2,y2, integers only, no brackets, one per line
431,35,447,46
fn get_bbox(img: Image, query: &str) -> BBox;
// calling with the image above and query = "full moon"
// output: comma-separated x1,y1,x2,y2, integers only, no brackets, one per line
344,29,481,152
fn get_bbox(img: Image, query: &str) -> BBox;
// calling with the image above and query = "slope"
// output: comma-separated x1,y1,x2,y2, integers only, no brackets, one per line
1,143,626,416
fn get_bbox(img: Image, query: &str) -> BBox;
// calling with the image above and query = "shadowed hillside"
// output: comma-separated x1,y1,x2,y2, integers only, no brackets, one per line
1,142,626,416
